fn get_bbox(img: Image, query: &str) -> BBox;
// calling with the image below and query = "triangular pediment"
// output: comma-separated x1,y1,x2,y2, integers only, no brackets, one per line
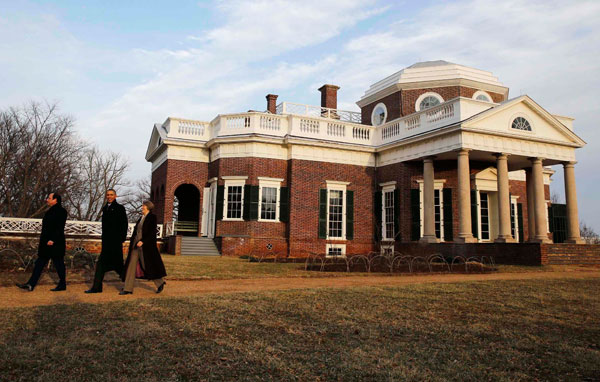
145,123,166,161
472,167,496,181
462,95,585,147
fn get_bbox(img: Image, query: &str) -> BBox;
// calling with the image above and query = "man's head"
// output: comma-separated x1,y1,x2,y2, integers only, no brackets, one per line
106,189,117,203
46,193,61,207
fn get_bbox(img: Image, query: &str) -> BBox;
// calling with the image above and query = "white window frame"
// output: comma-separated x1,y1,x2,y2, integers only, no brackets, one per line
258,177,283,222
418,179,446,241
472,90,493,103
415,92,444,112
380,181,396,240
326,180,350,240
222,176,247,221
326,243,346,258
511,195,520,242
371,102,388,126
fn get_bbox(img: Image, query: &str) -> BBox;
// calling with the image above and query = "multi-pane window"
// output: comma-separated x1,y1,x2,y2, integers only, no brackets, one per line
511,200,519,241
419,96,441,110
434,189,442,239
480,192,490,240
511,117,532,131
328,247,343,257
328,190,344,238
226,186,243,219
260,187,277,220
384,191,395,239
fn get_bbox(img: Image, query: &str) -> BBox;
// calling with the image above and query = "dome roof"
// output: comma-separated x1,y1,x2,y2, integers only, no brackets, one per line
359,61,505,102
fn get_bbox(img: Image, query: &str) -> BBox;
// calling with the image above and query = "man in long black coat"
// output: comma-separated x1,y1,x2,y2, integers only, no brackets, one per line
85,189,129,293
16,192,68,291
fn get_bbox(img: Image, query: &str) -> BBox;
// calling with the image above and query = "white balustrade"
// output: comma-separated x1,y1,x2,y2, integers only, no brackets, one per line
157,97,493,148
0,217,164,238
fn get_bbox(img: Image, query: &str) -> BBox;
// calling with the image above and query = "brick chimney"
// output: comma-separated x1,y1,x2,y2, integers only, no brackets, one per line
318,84,340,109
266,94,278,114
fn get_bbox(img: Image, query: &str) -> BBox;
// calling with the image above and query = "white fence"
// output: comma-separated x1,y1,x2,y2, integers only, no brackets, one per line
0,217,164,239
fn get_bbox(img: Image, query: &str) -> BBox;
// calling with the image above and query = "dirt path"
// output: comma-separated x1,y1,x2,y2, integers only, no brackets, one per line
2,271,599,308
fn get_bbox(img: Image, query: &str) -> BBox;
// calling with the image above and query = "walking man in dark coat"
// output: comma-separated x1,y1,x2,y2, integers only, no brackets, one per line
16,192,68,291
85,189,128,293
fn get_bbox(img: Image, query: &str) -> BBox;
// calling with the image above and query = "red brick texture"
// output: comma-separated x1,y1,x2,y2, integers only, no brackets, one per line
151,159,209,225
361,86,505,125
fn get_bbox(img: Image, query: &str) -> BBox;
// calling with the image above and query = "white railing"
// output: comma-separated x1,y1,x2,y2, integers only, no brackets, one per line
165,221,174,237
276,102,362,124
158,97,494,148
0,217,164,239
378,97,491,145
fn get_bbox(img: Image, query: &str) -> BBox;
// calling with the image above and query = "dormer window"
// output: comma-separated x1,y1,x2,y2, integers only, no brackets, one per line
473,90,492,103
371,103,387,126
415,92,444,111
511,117,532,131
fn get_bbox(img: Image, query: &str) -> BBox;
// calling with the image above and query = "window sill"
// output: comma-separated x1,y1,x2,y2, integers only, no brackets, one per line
222,218,244,222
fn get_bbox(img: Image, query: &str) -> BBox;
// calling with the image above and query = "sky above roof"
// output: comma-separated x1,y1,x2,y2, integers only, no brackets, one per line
1,0,600,229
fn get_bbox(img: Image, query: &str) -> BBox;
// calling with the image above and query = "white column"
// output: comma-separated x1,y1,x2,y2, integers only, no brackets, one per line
420,157,439,243
456,149,476,243
494,153,515,242
530,157,552,243
525,169,536,242
563,161,584,244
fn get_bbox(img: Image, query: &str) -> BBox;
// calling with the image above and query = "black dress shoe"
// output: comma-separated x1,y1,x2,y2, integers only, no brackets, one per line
50,285,66,292
119,290,133,295
16,283,33,291
84,288,102,294
156,281,166,294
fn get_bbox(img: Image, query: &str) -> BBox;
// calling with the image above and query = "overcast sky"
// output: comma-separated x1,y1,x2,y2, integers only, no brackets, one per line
1,0,599,229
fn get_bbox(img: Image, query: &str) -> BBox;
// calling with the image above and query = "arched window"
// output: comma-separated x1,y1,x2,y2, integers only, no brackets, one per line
415,92,444,111
511,117,532,131
473,90,492,103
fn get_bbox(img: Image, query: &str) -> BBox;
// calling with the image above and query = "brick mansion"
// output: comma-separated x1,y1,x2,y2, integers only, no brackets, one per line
146,61,586,258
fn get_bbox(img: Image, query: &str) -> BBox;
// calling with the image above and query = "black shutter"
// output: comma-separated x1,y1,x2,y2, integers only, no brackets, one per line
250,185,259,220
318,189,327,239
374,191,382,242
243,185,251,221
410,189,420,241
346,191,354,240
393,189,401,241
471,189,478,239
279,187,289,223
517,203,524,243
215,185,224,221
443,188,453,242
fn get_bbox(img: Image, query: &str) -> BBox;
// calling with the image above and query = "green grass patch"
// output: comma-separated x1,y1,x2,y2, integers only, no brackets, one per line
1,278,599,381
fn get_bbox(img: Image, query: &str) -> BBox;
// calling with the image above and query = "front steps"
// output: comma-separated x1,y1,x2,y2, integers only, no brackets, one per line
180,236,220,256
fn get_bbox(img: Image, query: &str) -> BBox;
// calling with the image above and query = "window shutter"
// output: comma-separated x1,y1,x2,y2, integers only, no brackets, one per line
471,189,478,239
279,187,289,222
215,185,224,221
517,203,524,243
250,185,259,220
410,189,420,241
374,191,382,242
346,190,354,240
393,189,401,241
318,189,327,239
243,185,251,221
443,188,453,242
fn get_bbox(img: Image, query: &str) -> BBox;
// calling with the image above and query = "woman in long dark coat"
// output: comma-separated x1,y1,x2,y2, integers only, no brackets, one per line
120,200,166,295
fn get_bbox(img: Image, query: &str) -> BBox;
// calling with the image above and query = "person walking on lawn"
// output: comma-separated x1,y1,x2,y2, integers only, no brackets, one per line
16,192,68,292
85,189,129,293
120,200,166,295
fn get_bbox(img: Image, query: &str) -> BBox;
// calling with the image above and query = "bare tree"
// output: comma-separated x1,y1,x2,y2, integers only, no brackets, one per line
550,192,562,204
121,176,151,222
64,147,130,221
580,221,600,244
0,102,83,218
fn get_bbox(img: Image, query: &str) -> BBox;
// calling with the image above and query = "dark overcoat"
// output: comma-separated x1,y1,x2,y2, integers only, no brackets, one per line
98,201,128,273
122,213,166,280
38,204,68,258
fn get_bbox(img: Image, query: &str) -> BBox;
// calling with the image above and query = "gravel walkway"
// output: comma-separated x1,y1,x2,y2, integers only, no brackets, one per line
2,271,599,308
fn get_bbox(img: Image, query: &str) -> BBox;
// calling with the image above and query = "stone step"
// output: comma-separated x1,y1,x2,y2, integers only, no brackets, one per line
180,236,220,256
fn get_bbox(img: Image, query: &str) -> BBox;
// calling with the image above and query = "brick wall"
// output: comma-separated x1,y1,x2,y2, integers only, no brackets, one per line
361,86,505,124
151,159,209,225
541,244,600,265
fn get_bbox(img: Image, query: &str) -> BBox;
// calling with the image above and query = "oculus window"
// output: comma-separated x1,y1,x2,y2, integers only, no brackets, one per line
511,117,532,131
371,103,387,126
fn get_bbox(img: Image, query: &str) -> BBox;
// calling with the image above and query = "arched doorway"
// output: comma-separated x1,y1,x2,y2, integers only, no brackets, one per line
173,184,200,236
